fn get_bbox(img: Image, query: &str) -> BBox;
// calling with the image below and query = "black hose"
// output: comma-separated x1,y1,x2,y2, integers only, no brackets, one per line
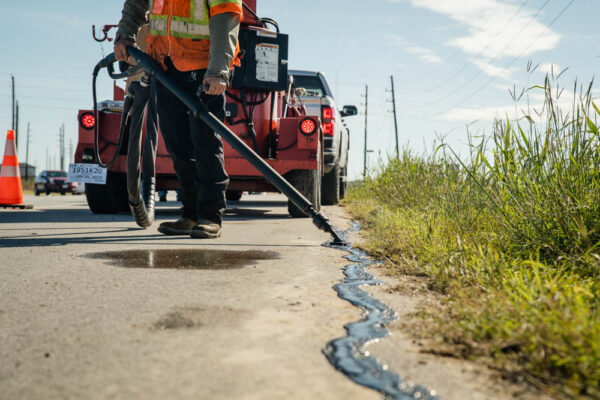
92,56,129,169
92,53,157,228
126,80,156,228
240,89,260,152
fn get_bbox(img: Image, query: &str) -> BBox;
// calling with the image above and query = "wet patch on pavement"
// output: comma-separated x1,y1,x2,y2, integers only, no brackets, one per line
154,311,199,330
86,249,279,270
323,223,439,400
152,305,248,331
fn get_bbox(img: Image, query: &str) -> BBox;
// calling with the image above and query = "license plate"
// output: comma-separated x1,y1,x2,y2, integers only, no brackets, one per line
67,163,107,185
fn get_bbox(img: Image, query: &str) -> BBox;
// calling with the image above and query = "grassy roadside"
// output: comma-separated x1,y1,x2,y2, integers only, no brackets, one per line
21,177,35,195
344,77,600,399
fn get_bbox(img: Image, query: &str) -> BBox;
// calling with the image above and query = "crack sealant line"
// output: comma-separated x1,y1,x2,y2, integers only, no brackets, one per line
322,222,439,400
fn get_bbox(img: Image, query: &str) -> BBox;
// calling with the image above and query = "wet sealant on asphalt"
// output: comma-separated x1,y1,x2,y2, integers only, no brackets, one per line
323,223,439,400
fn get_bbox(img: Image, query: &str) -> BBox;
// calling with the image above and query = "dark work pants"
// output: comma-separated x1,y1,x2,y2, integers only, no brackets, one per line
152,58,229,224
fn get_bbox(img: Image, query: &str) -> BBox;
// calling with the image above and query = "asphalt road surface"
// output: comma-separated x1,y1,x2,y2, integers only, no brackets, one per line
0,193,378,399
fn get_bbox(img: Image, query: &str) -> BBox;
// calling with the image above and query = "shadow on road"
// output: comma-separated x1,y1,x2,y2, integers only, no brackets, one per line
0,198,313,248
0,199,290,225
0,233,315,248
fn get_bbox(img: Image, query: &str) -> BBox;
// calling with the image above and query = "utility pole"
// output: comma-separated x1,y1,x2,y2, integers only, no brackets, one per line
390,76,399,158
25,123,31,180
69,139,73,166
11,75,15,131
15,101,19,150
59,124,65,170
363,84,368,177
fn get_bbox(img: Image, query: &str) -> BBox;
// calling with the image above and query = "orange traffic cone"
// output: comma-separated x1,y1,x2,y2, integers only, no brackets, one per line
0,130,32,209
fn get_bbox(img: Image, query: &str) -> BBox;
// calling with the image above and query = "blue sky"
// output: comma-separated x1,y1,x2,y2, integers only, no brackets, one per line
0,0,596,179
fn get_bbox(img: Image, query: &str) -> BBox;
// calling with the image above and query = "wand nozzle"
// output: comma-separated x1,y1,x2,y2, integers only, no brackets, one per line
311,210,346,246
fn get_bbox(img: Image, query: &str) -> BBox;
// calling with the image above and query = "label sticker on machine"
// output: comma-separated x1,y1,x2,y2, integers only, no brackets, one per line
67,163,107,185
255,43,279,83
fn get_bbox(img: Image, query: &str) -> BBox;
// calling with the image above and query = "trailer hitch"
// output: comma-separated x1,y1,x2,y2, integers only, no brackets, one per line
93,48,346,245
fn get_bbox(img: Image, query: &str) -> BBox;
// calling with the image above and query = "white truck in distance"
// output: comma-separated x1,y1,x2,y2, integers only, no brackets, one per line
289,70,358,205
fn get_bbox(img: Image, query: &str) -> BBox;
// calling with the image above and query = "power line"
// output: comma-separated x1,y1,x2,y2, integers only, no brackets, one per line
0,94,90,102
395,1,508,84
0,104,82,110
414,0,533,95
434,0,575,115
0,84,90,93
411,0,552,107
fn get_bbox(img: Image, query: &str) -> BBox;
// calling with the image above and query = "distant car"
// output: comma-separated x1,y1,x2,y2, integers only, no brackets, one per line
34,170,76,195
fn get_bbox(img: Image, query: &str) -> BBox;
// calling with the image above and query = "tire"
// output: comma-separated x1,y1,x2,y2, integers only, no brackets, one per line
34,186,40,196
61,191,66,196
339,166,348,200
85,172,129,214
321,164,340,205
45,185,50,196
226,190,243,202
287,167,321,218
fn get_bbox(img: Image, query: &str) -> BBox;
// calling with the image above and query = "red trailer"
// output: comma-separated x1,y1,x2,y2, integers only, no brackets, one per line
76,2,323,218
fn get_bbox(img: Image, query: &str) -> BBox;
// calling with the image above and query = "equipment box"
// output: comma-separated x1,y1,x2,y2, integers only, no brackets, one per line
233,27,288,91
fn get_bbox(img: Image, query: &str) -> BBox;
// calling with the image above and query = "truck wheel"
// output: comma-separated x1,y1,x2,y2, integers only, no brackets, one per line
34,186,40,196
287,168,321,218
321,164,340,205
85,172,129,214
339,166,348,200
226,190,243,202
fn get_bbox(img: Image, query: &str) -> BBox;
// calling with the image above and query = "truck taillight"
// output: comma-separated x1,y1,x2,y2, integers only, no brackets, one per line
80,112,96,130
300,118,317,135
322,106,335,136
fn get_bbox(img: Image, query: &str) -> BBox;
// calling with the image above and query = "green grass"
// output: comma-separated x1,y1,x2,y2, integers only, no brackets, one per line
344,76,600,398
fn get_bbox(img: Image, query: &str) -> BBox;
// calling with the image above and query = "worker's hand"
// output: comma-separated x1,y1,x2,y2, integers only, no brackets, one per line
114,38,134,63
202,76,227,96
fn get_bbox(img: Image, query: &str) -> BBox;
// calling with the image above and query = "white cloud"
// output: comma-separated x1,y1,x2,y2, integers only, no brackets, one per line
440,88,583,123
470,58,513,79
396,0,560,58
386,34,408,47
386,35,442,64
405,46,443,64
537,63,562,76
440,104,515,122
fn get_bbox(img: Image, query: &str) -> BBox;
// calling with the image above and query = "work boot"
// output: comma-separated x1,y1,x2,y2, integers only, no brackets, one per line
158,218,196,235
190,219,222,239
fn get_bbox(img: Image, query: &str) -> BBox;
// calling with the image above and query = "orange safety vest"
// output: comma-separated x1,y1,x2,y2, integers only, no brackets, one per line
146,0,243,72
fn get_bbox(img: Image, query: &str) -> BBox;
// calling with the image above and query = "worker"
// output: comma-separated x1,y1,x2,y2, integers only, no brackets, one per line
114,0,243,239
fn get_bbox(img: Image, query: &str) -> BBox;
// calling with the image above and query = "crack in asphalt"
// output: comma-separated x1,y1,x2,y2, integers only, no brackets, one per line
323,223,439,400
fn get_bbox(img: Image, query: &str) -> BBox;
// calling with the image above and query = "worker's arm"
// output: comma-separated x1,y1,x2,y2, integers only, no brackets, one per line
203,12,241,95
114,0,149,62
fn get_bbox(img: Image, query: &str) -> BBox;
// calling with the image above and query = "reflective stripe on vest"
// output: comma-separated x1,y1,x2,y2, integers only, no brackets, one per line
149,0,210,39
208,0,241,7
